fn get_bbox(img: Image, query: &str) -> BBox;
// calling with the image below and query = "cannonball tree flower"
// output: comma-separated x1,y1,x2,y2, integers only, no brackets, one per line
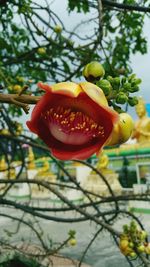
27,82,119,160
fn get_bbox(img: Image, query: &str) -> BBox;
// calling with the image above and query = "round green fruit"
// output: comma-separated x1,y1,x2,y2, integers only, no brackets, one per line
116,92,128,104
69,238,77,246
54,25,62,33
37,47,46,55
83,61,105,82
96,79,112,96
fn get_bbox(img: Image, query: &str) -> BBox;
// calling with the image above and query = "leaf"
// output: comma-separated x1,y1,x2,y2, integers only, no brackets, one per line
62,59,70,73
67,0,89,13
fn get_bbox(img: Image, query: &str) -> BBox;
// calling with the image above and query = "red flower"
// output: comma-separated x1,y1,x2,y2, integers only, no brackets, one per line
27,82,118,160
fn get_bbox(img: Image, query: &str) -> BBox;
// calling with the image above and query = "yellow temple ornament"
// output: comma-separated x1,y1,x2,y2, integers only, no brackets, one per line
96,150,113,175
37,160,50,176
0,157,7,172
83,150,122,197
36,159,56,182
27,147,36,170
9,167,16,179
132,97,150,144
31,158,56,198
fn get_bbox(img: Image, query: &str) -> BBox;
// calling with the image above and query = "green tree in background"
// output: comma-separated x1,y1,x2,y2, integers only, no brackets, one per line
0,0,150,107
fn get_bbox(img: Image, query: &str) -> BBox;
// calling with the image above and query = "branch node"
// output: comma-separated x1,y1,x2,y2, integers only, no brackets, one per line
10,98,30,114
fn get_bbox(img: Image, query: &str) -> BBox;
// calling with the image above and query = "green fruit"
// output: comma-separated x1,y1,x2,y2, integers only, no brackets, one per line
130,221,137,229
82,61,105,82
129,242,134,248
113,77,120,86
13,84,22,92
128,97,138,106
128,74,136,81
69,238,77,246
119,239,129,250
123,83,132,91
122,77,127,83
16,76,25,83
116,92,128,104
128,85,139,93
129,252,136,258
82,63,89,78
107,113,134,146
123,225,129,233
109,77,120,90
37,47,46,55
135,78,142,85
96,79,112,96
107,75,114,84
137,245,145,253
144,243,150,254
140,230,147,240
131,78,142,86
118,113,134,143
54,25,62,33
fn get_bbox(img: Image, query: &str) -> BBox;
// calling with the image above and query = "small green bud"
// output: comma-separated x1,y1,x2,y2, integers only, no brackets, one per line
96,79,112,96
69,238,77,246
129,252,137,258
123,83,132,91
128,85,140,93
131,78,141,86
129,242,134,248
128,74,136,81
113,77,120,86
130,221,137,231
54,25,62,33
121,77,127,84
137,245,145,253
110,77,120,90
128,97,138,106
107,75,114,84
116,92,128,104
140,230,147,240
16,76,25,83
82,61,105,82
123,224,129,234
134,78,142,85
130,221,136,228
67,40,74,47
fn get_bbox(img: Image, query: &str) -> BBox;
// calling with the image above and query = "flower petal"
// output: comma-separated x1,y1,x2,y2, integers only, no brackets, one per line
38,82,82,97
51,143,102,160
79,82,108,107
80,82,118,124
27,92,53,134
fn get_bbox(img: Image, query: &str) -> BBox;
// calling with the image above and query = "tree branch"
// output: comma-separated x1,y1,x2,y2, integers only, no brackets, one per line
0,93,41,113
102,0,150,13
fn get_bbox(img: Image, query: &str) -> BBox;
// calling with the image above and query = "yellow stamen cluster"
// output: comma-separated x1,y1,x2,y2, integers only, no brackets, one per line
42,106,105,138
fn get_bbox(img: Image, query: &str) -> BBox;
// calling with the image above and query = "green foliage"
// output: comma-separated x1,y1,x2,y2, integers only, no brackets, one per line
0,251,41,267
68,229,76,238
101,0,148,75
67,0,89,13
